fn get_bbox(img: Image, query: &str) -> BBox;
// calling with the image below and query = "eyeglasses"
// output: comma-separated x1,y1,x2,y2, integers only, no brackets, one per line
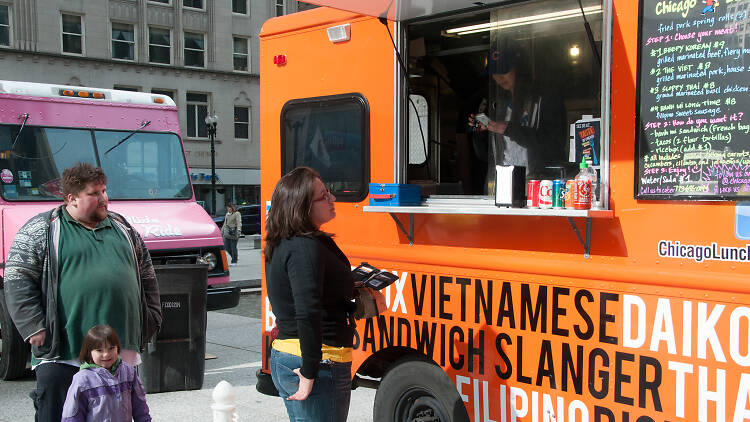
312,189,334,203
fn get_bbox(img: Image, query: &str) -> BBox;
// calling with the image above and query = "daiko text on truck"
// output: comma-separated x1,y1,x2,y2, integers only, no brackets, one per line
0,81,238,381
258,1,750,421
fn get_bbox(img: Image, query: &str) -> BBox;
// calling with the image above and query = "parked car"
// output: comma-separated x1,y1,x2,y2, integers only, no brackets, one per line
213,204,261,235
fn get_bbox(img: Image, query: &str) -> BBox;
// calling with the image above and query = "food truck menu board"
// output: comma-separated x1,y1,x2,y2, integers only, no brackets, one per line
636,0,750,200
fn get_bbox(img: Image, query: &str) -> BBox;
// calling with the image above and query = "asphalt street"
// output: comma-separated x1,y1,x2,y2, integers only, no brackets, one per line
0,236,377,421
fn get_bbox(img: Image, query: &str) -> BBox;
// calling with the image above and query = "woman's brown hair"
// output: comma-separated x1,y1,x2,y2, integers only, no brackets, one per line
264,166,328,261
78,324,122,364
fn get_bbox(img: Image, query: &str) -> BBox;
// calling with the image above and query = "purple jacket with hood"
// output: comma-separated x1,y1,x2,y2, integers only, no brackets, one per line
61,359,151,422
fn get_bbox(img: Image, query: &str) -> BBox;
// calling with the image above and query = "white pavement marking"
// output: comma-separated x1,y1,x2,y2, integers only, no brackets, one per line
241,287,261,293
205,361,263,373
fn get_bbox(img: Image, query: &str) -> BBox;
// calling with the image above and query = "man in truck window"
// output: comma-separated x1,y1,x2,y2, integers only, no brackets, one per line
3,162,162,422
471,45,569,185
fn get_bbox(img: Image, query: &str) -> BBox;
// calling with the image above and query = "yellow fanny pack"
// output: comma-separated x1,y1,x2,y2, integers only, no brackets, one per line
272,338,353,363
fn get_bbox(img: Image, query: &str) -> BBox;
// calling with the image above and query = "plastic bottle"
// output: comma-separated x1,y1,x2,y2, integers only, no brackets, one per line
585,159,600,208
573,158,595,210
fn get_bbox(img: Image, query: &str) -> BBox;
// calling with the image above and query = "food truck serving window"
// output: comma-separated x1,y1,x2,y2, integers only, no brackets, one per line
281,93,370,202
405,0,607,203
635,0,750,200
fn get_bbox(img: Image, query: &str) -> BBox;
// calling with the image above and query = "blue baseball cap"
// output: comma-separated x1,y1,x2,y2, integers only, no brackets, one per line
486,48,519,75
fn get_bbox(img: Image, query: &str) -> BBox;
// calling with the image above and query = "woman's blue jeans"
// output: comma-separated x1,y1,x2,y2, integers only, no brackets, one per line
223,236,238,263
270,348,352,422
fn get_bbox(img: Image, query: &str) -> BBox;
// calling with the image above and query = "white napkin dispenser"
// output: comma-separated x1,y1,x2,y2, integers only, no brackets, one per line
494,165,526,207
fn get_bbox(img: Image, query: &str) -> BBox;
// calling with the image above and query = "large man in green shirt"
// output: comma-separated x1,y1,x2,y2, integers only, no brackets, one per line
4,162,162,422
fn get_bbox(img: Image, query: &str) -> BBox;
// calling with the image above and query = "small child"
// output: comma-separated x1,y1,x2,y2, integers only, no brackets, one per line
61,324,152,422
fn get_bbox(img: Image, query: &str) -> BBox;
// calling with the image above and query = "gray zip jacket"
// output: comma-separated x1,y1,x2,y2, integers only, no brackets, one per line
3,206,162,360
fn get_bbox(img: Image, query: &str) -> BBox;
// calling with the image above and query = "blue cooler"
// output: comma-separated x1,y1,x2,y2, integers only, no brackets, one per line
369,183,421,206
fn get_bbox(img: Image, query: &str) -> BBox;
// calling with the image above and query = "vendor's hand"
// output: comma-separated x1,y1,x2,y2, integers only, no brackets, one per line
366,288,387,314
485,120,508,135
287,368,314,401
468,114,482,131
29,330,46,346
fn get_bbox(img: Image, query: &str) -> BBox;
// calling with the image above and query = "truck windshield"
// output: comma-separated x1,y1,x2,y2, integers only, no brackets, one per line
0,124,192,201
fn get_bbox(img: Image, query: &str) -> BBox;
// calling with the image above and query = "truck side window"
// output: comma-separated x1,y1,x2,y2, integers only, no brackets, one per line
280,93,370,202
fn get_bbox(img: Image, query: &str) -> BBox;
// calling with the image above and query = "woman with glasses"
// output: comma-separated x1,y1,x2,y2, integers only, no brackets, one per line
264,166,372,421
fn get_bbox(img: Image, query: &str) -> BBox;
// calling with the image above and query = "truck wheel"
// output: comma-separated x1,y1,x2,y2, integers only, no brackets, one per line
373,357,470,422
0,288,30,380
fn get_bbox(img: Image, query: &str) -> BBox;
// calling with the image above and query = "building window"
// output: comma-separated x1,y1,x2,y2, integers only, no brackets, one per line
0,5,9,47
234,106,249,140
233,37,248,72
111,23,135,61
232,0,248,14
149,0,169,3
151,88,174,100
113,85,140,92
61,14,83,54
149,27,170,64
275,0,285,16
184,32,204,68
186,93,208,138
183,0,202,9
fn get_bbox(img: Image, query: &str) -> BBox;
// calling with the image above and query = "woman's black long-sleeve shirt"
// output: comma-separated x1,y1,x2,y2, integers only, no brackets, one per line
266,235,356,379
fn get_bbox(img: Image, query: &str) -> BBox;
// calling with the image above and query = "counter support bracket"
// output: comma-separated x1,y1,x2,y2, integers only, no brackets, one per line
389,213,414,246
567,217,592,258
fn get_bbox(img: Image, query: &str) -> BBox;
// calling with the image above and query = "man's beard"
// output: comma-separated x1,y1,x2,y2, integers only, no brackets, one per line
88,205,108,223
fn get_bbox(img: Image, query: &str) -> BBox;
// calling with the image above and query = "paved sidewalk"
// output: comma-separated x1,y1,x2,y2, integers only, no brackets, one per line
0,310,377,421
227,235,262,289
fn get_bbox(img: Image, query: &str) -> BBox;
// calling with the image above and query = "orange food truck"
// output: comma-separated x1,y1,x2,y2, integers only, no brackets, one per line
258,0,750,420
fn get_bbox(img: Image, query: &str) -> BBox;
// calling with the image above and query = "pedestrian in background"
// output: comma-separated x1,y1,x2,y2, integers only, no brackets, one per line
222,202,242,266
264,166,384,421
62,324,151,422
3,162,161,422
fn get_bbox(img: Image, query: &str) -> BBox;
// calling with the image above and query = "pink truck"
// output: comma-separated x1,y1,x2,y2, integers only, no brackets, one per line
0,80,238,380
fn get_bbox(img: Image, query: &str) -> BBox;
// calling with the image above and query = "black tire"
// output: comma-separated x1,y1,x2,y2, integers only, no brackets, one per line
0,288,30,380
374,357,470,422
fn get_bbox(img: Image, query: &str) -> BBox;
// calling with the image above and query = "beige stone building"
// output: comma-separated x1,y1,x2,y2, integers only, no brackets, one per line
0,0,312,214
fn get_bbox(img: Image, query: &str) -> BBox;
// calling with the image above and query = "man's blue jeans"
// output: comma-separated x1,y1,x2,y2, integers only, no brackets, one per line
270,348,352,422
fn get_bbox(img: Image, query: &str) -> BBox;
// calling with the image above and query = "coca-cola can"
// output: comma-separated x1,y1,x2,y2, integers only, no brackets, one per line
538,180,553,209
526,180,540,208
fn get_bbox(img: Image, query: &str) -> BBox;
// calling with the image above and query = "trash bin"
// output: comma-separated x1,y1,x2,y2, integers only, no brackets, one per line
140,264,208,393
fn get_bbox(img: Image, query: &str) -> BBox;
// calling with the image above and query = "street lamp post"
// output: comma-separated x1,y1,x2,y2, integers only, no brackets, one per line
205,114,218,216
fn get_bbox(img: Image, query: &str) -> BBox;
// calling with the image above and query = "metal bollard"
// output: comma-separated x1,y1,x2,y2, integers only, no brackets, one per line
212,380,238,422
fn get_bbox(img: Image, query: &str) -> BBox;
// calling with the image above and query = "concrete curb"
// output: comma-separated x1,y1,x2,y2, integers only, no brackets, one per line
228,279,261,289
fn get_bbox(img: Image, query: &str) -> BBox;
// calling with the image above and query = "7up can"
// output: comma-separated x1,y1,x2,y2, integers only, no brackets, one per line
552,179,564,208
